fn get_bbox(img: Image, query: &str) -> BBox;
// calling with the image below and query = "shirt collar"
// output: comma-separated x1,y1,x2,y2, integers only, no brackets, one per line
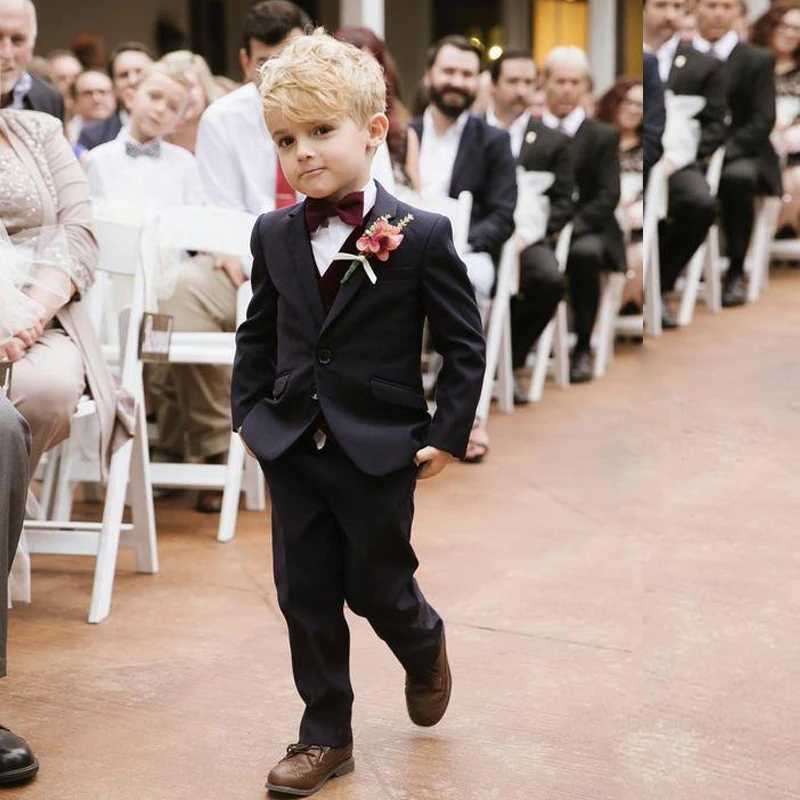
542,105,586,137
423,106,470,138
10,71,33,110
694,30,738,60
362,178,376,217
659,34,681,60
486,105,530,133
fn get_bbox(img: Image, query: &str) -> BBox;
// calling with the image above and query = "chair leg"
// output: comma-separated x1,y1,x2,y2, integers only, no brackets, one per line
218,433,245,543
496,311,514,414
38,444,61,520
128,403,158,575
243,455,266,512
553,302,570,389
527,319,555,403
51,435,76,521
643,239,662,338
677,241,707,327
705,225,722,313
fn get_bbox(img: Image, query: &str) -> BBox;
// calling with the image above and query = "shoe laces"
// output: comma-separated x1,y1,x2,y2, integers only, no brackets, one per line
286,743,324,759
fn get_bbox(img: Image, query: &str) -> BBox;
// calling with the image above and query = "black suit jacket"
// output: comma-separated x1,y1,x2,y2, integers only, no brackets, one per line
517,117,574,237
20,75,64,121
723,42,782,195
571,118,626,272
232,182,486,476
643,52,666,182
76,112,124,152
667,41,726,163
410,113,517,259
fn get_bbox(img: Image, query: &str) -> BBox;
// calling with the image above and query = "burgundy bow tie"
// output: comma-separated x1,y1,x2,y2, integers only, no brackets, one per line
305,192,364,232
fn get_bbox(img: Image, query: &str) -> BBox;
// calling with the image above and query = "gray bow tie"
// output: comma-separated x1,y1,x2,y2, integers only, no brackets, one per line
125,139,161,159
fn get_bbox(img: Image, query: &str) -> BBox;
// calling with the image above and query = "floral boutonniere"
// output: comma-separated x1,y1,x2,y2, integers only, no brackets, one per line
333,214,414,286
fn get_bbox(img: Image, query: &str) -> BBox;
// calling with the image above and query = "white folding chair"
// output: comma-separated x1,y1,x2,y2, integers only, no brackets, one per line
676,147,725,326
745,196,782,303
23,219,158,624
140,205,265,544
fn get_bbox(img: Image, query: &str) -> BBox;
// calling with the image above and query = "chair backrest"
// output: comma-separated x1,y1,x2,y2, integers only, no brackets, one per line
401,191,472,256
515,170,554,249
705,147,725,197
151,205,257,260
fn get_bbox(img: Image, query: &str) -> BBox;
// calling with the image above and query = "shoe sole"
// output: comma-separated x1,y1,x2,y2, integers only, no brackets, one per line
0,759,39,785
265,757,354,796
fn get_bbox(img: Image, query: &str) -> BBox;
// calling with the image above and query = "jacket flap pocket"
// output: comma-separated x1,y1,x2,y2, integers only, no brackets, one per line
370,376,427,411
272,371,291,398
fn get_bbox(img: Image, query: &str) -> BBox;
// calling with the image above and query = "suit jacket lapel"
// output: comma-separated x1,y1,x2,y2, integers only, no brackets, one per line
284,206,326,329
320,181,398,335
517,117,541,166
449,116,480,197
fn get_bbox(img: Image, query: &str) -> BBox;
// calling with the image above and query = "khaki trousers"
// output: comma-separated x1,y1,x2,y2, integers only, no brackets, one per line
149,256,237,460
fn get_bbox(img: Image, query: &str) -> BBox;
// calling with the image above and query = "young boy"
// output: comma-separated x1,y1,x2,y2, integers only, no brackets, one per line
232,31,486,796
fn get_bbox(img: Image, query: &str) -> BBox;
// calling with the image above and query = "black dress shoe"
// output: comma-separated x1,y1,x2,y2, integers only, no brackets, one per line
722,273,747,307
0,727,38,786
661,299,679,330
569,349,593,384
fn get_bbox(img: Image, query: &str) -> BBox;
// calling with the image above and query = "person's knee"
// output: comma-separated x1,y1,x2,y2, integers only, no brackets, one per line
568,237,604,273
722,160,758,191
21,373,83,432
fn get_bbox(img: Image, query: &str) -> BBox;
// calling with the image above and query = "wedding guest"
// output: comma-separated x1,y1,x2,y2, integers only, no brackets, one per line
233,32,484,796
0,108,130,481
486,50,571,403
598,76,645,312
71,31,106,71
694,0,781,306
159,50,222,154
0,396,37,786
0,0,63,120
77,41,152,153
734,0,751,40
644,0,725,326
409,35,516,460
542,46,624,382
751,4,800,234
47,49,82,99
67,69,115,146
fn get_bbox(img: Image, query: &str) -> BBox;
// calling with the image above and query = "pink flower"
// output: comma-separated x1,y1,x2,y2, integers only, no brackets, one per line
356,219,405,262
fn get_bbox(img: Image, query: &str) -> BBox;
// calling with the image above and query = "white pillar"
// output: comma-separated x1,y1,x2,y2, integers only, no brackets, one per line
588,0,617,93
340,0,385,38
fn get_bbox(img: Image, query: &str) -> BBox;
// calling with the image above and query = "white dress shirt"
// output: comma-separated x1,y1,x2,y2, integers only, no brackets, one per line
195,81,396,217
486,107,531,159
693,31,739,61
542,106,586,138
85,128,205,221
418,107,471,198
654,35,681,84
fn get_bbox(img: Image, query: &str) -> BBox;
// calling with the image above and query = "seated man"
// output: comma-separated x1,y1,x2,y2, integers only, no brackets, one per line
693,0,781,306
0,393,38,785
542,47,625,383
409,35,517,318
486,50,573,403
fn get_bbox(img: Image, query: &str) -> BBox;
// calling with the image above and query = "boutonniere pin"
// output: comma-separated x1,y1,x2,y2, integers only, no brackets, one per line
675,54,687,68
331,214,414,285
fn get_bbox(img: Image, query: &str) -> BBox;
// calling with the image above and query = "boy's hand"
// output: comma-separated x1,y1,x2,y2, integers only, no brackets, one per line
414,446,452,480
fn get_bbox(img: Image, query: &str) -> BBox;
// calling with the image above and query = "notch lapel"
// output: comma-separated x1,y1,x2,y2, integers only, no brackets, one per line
320,181,398,335
449,115,480,197
284,205,326,329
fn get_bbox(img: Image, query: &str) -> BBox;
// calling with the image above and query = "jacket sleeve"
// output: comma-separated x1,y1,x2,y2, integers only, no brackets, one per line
421,216,486,458
231,217,278,431
573,128,621,238
697,59,727,163
467,130,518,254
546,137,575,236
726,51,776,162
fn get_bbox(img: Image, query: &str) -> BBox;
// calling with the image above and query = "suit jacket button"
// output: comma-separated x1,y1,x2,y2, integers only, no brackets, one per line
317,349,332,365
311,390,319,401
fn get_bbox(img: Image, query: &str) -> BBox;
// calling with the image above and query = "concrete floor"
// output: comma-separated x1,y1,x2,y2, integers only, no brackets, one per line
4,270,800,799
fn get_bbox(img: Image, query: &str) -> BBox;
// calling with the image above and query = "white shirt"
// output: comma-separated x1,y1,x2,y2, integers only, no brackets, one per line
85,128,205,222
418,108,471,198
542,106,586,138
654,35,681,84
66,115,84,147
195,81,396,217
693,31,739,61
486,107,531,159
310,179,376,277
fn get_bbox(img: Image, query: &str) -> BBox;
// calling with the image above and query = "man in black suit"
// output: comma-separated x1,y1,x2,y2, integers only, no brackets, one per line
486,50,573,402
542,47,624,382
0,0,63,120
642,52,665,186
644,0,726,325
409,36,517,316
694,0,781,306
76,42,152,153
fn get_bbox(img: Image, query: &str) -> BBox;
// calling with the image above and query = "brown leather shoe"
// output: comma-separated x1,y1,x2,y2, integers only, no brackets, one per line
405,631,452,727
265,743,354,796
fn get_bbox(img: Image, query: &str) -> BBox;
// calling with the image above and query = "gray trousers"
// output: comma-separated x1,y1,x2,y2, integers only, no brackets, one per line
0,394,30,678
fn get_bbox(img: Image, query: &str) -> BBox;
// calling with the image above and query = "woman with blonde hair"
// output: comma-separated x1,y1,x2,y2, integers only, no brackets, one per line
158,50,222,153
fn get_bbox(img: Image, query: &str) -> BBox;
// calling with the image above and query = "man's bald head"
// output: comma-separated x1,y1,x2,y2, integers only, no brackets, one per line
0,0,36,97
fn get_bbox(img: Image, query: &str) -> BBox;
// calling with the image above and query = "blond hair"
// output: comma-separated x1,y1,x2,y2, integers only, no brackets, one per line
133,61,191,93
159,50,223,106
259,28,386,128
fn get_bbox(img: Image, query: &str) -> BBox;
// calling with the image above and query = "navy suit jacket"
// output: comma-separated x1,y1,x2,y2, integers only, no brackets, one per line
20,75,64,121
232,182,486,476
643,52,665,184
410,113,517,261
77,112,123,152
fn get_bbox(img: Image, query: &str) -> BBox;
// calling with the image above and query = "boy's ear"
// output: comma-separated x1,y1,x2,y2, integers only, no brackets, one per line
366,113,390,150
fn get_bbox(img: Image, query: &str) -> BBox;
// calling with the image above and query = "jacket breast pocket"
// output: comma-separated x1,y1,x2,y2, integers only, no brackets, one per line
370,376,428,411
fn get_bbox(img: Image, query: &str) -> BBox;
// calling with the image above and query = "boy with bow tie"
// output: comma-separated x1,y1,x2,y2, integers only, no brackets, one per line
232,30,485,797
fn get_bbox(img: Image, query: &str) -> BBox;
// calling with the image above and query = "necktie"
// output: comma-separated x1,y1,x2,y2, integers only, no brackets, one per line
304,192,365,232
124,139,161,159
275,157,296,210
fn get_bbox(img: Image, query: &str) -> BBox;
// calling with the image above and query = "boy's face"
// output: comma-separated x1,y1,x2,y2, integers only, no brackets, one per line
125,72,188,142
267,110,389,203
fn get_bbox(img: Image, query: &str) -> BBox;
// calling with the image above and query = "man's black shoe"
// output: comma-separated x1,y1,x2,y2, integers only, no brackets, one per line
722,273,747,307
0,727,38,786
